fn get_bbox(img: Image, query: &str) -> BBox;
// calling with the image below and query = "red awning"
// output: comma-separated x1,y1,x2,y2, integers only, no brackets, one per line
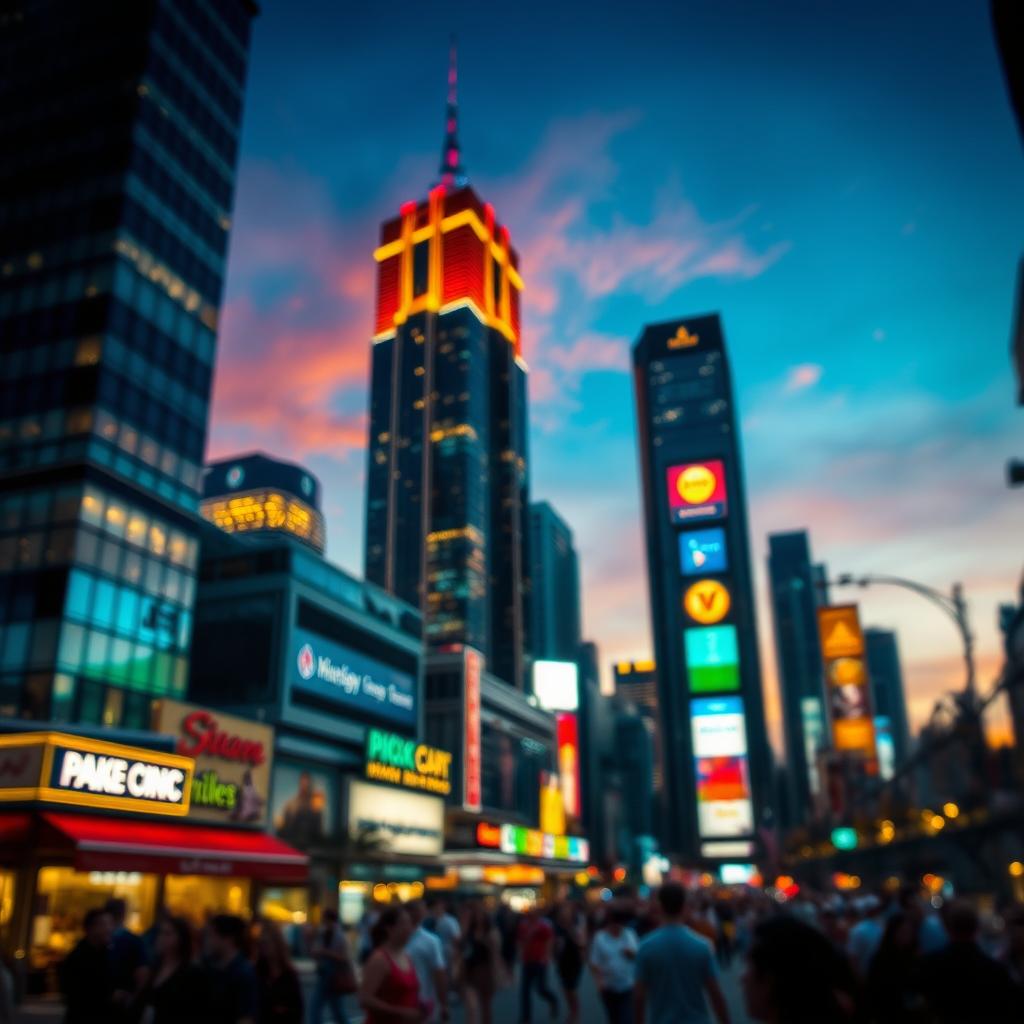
41,813,308,883
0,812,32,856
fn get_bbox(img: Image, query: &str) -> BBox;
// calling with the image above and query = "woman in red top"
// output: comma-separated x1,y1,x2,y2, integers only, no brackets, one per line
359,906,423,1023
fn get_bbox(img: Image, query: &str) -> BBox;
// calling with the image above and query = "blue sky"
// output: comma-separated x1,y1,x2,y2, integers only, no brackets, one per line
209,0,1024,745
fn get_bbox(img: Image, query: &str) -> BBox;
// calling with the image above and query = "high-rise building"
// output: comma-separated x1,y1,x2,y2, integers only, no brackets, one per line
613,659,662,793
0,1,255,724
528,501,581,664
201,452,326,554
767,531,829,827
864,627,911,770
633,314,772,861
364,45,529,689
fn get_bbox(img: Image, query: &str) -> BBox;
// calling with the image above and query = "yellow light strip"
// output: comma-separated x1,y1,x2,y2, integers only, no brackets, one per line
440,209,489,243
373,239,404,262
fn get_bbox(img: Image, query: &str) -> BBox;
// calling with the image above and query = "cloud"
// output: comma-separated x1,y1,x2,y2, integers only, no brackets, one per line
783,363,824,393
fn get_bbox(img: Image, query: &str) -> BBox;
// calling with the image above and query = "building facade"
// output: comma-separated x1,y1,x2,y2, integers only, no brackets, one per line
201,452,326,554
767,531,829,827
528,501,581,665
363,59,529,689
0,0,255,724
864,627,911,773
633,314,772,862
613,659,663,793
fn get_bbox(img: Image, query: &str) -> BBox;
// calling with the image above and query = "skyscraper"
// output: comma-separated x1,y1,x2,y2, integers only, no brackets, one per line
767,531,829,826
864,627,911,770
528,501,581,664
633,314,771,861
364,45,529,688
0,0,255,725
613,659,663,793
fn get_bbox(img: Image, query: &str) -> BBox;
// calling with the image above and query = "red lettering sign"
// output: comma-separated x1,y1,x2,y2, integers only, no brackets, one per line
177,711,266,767
464,648,482,813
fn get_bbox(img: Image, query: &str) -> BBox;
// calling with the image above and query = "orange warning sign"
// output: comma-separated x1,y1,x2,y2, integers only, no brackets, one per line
818,606,865,660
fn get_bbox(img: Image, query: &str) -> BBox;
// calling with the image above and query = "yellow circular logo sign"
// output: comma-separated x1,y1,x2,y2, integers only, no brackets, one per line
676,464,717,505
683,579,731,625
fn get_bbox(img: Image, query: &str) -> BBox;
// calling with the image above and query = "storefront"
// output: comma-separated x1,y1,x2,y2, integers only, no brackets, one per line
0,729,306,992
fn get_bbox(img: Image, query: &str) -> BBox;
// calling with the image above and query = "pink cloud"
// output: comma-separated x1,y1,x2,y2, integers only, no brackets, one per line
783,363,824,393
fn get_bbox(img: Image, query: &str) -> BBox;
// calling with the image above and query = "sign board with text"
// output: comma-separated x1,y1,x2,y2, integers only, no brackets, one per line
817,605,876,758
365,729,452,796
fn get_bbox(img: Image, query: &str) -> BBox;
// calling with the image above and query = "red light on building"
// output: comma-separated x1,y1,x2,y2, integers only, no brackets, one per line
476,822,501,848
464,647,483,812
556,712,581,818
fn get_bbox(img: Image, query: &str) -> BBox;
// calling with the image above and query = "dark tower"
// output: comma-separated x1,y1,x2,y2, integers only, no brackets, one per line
0,0,256,725
364,45,529,688
633,314,772,861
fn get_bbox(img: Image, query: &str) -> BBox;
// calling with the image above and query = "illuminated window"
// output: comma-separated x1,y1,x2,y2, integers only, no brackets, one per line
149,522,167,556
65,408,93,435
412,240,429,298
104,502,126,538
74,337,102,366
126,512,148,547
164,876,250,927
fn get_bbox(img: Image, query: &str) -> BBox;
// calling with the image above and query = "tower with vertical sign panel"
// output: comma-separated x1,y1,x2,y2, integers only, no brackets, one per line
633,315,772,862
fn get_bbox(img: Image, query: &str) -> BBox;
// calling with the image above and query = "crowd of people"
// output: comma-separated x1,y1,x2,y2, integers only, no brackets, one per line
40,881,1024,1023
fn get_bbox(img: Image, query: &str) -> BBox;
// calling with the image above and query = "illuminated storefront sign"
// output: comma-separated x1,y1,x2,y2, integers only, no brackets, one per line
666,461,727,523
691,697,748,757
683,579,731,626
679,528,728,576
154,700,273,825
291,627,415,727
365,729,452,796
539,772,566,835
0,733,192,816
685,625,740,693
463,647,483,813
532,660,580,712
473,820,589,864
817,606,876,757
556,713,581,817
347,779,445,858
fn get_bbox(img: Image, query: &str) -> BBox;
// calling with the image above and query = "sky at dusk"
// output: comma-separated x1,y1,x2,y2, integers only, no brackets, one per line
208,0,1024,749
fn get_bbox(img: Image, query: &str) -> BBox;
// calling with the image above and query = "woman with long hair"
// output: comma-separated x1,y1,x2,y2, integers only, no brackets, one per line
359,906,422,1023
255,920,303,1024
742,916,859,1024
461,904,500,1024
140,915,209,1024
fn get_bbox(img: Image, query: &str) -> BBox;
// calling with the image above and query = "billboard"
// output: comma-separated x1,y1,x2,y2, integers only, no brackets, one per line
556,712,581,817
875,716,895,781
532,660,579,711
679,527,728,576
155,700,274,826
683,579,731,626
685,625,740,693
271,761,335,850
463,647,483,813
291,627,416,727
817,605,876,757
691,697,748,757
695,755,753,837
666,460,727,523
364,729,452,796
347,778,445,858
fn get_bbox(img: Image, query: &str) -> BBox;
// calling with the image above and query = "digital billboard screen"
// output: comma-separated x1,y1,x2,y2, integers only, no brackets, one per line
666,461,727,523
691,697,748,757
683,579,731,625
679,527,728,576
696,755,753,837
532,660,580,712
685,625,740,693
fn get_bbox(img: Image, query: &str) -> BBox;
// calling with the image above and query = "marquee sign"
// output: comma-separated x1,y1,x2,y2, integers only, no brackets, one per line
0,733,193,817
365,729,453,796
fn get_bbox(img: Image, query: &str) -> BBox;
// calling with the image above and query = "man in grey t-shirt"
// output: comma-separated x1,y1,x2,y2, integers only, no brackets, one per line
634,883,730,1024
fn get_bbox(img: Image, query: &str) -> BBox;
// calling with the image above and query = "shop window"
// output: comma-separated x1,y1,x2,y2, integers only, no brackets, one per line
31,867,158,971
259,888,308,927
164,876,250,927
0,870,15,952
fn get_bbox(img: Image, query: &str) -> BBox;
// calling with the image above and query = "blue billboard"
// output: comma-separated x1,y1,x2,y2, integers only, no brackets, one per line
679,527,728,576
290,627,416,727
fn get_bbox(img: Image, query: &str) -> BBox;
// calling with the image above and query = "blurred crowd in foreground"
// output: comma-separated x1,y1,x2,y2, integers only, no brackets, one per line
12,881,1024,1023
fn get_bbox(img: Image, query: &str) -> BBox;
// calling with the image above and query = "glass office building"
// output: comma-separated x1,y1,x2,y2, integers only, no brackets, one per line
528,501,581,665
633,315,772,861
0,0,255,724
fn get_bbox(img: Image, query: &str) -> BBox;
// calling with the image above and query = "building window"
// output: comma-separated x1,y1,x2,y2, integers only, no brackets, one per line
412,241,429,298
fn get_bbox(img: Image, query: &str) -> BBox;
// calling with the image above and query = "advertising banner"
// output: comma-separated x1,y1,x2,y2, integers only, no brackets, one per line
679,527,728,576
155,700,273,826
532,660,579,711
556,712,581,817
691,697,748,757
695,755,753,837
463,647,483,813
683,579,731,626
364,729,452,796
271,762,335,851
666,460,727,523
817,605,876,757
347,778,445,858
685,625,740,693
291,627,416,727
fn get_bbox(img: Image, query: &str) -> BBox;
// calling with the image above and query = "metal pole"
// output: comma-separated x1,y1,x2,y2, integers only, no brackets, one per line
951,582,977,702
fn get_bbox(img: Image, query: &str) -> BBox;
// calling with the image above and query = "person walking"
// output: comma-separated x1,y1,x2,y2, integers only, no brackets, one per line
59,907,115,1024
203,914,259,1024
256,921,303,1024
308,907,353,1023
106,898,149,1022
589,904,637,1024
553,903,585,1024
633,884,730,1024
865,911,926,1024
359,906,422,1023
406,901,449,1023
741,916,857,1024
460,905,500,1024
518,906,559,1024
139,915,209,1024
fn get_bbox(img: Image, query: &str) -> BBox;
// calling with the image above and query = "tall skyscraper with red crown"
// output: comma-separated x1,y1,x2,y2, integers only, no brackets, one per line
365,41,530,690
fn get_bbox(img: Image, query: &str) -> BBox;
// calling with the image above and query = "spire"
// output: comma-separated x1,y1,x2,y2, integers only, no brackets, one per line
437,35,468,190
